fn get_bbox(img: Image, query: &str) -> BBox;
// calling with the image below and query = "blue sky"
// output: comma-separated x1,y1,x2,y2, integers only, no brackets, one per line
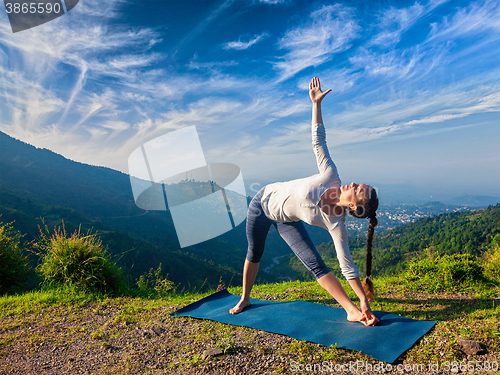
1,0,499,202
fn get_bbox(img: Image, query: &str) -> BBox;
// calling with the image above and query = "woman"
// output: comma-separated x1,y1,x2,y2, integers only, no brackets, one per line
230,77,379,326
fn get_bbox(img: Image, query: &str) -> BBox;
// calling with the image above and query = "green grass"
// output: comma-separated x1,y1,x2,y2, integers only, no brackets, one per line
33,224,125,294
0,285,99,314
1,272,499,373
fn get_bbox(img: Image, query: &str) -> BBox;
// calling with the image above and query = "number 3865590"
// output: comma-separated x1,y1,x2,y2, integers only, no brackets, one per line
5,2,62,14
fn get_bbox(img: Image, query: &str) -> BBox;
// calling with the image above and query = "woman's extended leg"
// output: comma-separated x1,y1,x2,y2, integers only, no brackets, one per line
316,273,368,325
275,221,370,325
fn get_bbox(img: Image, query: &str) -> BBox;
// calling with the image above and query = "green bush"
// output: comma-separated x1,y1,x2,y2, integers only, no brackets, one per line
483,235,500,283
136,263,175,297
404,253,484,293
0,221,30,294
34,224,124,294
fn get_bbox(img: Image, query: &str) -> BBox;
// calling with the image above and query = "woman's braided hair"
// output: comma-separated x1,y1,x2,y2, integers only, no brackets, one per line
348,187,379,301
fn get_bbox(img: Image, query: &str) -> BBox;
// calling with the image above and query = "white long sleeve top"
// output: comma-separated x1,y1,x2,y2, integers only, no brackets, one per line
261,123,360,280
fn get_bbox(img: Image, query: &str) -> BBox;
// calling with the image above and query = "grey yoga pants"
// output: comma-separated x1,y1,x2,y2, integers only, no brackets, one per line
245,187,330,280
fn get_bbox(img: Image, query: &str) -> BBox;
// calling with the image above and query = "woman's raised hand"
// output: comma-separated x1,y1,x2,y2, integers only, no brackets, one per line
309,77,332,103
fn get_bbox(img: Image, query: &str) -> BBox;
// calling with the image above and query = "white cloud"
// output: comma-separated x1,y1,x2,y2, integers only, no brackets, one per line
188,53,238,70
368,0,451,47
402,113,469,125
400,89,500,126
255,0,289,4
274,4,360,81
349,48,421,78
369,2,424,46
223,32,269,50
0,66,65,134
107,53,162,71
428,0,500,42
176,0,235,48
0,0,498,189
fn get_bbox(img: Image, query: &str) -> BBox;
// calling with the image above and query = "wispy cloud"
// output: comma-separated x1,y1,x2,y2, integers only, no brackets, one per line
176,0,235,48
297,68,359,94
368,0,451,47
254,0,290,4
0,0,499,190
257,79,500,169
187,53,238,71
428,0,500,42
349,48,421,78
369,2,425,47
274,4,360,81
401,89,500,127
223,32,269,50
188,59,238,70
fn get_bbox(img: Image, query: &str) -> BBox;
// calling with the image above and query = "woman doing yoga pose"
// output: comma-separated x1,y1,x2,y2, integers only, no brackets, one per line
230,77,379,326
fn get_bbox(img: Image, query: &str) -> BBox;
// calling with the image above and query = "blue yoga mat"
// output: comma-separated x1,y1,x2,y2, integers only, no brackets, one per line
171,289,436,363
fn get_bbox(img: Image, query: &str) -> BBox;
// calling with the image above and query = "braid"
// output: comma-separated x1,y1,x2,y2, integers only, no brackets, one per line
362,188,379,302
365,217,377,277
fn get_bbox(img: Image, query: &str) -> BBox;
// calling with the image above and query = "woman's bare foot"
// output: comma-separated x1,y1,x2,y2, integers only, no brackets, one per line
346,308,369,326
229,299,251,314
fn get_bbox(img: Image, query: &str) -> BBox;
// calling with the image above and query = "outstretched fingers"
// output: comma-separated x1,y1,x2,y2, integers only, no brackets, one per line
309,76,332,103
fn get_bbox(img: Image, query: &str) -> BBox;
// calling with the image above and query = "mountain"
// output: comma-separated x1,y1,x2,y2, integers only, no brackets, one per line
441,195,500,207
0,184,242,290
0,131,257,289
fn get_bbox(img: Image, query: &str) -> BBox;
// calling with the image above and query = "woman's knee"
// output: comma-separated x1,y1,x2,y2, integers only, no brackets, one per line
313,265,331,280
246,247,263,263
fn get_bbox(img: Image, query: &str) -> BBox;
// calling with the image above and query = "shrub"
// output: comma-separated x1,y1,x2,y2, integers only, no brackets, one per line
0,221,30,294
136,263,175,297
483,235,500,283
404,253,484,293
34,224,124,294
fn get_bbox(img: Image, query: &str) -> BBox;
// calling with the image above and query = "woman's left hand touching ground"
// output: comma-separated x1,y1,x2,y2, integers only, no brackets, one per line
360,302,379,326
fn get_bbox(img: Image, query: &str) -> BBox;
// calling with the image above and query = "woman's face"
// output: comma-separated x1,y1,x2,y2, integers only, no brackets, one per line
340,182,371,206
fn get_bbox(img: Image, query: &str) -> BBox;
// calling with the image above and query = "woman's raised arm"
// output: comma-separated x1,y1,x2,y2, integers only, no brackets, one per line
310,77,332,125
309,77,335,174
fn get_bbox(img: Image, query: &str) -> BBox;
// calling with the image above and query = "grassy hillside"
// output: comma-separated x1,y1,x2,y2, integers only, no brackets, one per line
0,185,241,291
0,131,297,282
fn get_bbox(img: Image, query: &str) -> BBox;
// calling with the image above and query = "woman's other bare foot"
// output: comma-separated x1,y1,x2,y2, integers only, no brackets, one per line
229,299,251,314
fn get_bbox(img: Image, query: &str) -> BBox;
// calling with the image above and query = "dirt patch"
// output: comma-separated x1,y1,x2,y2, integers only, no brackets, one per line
1,295,499,374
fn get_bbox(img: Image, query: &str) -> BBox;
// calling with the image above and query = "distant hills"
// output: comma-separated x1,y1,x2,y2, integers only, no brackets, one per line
0,131,251,289
0,131,299,289
442,195,500,207
0,184,242,290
